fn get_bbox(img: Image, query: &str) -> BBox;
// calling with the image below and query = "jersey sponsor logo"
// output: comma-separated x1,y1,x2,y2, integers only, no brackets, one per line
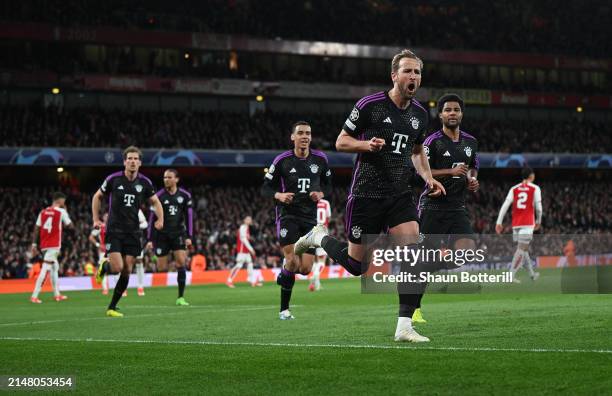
297,178,311,193
391,133,410,154
443,151,451,157
124,194,136,206
410,116,420,130
280,228,288,238
118,185,124,190
383,117,392,124
351,226,362,240
349,108,359,121
310,164,319,174
465,146,472,157
177,196,184,204
169,205,178,215
290,168,297,173
135,184,143,193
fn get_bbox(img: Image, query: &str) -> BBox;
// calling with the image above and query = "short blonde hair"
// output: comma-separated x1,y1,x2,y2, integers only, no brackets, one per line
391,49,423,73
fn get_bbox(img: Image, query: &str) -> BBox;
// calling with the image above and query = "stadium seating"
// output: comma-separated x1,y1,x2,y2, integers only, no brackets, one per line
1,106,608,153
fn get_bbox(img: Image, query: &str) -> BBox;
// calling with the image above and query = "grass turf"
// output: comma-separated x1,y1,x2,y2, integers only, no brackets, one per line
1,277,611,395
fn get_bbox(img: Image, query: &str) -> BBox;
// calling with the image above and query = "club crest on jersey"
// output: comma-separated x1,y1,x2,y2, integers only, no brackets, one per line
135,184,143,193
280,228,288,238
351,226,362,239
410,116,420,130
464,147,472,157
310,164,319,174
350,108,359,121
177,196,184,204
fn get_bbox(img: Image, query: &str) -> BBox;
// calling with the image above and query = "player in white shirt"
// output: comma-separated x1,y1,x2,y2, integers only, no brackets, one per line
30,192,73,303
309,199,331,291
496,167,543,282
227,216,259,287
135,209,148,296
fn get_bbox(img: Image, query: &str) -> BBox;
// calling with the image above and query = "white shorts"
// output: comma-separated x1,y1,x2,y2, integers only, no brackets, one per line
42,248,60,263
235,253,253,268
315,248,327,257
512,226,534,244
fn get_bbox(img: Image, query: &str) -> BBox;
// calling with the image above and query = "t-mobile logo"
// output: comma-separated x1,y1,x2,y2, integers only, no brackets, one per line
391,133,410,154
169,205,178,215
297,178,311,193
123,194,136,207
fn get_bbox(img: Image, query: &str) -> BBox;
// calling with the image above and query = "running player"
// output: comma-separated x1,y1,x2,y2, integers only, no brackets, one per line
496,167,543,282
262,121,332,320
146,169,193,306
93,146,164,317
226,216,259,288
415,93,480,322
309,198,331,292
30,192,73,303
294,49,444,341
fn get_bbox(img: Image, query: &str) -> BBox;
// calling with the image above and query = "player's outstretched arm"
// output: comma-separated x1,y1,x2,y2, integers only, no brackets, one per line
91,189,104,228
336,130,384,153
412,144,445,196
149,194,164,230
495,189,513,234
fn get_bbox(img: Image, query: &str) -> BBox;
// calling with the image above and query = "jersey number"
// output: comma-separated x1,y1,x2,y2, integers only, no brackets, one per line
317,208,327,224
43,217,53,233
516,192,528,209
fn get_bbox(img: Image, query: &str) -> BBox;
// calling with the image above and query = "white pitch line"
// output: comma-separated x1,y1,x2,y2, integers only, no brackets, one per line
0,305,283,327
0,336,610,354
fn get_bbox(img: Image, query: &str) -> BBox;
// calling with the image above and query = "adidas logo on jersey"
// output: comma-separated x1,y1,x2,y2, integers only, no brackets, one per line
164,200,170,204
443,151,451,157
383,117,392,124
290,168,297,173
118,185,124,190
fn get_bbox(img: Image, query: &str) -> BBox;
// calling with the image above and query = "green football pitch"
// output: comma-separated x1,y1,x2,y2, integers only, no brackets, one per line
1,278,610,395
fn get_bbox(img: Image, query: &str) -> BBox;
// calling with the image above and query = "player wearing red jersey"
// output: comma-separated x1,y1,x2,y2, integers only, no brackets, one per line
227,216,259,287
496,167,543,282
30,192,73,303
309,199,331,291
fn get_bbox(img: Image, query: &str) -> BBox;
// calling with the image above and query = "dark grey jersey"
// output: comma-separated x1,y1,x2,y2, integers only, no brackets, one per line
343,91,429,199
419,130,479,211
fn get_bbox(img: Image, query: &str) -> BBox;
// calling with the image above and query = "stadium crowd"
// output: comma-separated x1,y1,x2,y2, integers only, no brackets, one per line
0,179,609,279
1,106,608,153
2,0,608,58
